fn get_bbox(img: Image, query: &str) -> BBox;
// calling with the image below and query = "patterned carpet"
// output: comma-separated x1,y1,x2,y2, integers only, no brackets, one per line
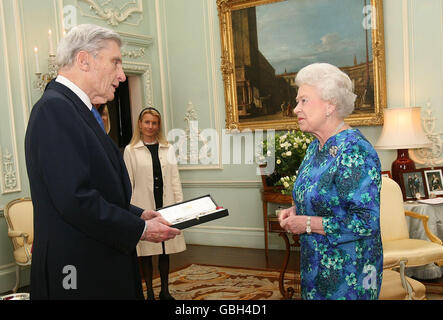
144,264,300,300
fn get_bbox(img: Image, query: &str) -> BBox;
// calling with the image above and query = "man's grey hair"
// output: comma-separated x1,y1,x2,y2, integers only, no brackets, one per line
56,24,122,68
295,63,357,118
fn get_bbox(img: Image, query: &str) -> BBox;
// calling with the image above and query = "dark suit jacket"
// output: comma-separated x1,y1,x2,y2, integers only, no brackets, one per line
25,80,145,299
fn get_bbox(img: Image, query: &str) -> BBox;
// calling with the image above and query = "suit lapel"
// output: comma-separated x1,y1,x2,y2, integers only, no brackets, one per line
46,81,122,178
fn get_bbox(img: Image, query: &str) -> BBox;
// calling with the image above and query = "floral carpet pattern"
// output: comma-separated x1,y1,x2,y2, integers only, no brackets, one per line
145,264,300,300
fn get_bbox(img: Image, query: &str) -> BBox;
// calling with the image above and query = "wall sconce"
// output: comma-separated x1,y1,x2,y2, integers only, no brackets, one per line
33,29,59,91
409,103,443,166
375,107,431,184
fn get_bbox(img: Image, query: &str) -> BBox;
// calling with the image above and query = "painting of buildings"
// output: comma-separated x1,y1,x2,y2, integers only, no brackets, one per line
230,0,376,123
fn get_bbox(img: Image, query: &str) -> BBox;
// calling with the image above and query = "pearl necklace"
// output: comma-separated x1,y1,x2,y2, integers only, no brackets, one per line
318,121,345,151
331,121,345,137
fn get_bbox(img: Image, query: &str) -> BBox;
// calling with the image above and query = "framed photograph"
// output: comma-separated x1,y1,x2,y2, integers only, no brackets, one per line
217,0,387,131
423,169,443,196
381,171,392,179
399,170,428,201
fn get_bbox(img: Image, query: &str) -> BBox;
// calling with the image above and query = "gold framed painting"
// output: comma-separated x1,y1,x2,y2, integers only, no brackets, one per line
217,0,387,131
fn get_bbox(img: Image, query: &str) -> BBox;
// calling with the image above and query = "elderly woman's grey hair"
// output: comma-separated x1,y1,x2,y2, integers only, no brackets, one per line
56,24,122,68
295,63,357,118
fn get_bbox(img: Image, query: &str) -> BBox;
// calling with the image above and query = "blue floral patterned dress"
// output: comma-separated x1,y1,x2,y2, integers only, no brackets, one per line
293,128,383,300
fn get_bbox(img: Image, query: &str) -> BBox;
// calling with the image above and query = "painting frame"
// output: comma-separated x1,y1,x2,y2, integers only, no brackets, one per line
423,168,443,197
399,169,428,201
217,0,387,131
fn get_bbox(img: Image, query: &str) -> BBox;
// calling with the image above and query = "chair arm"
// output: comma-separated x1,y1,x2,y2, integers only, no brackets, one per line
7,230,32,261
7,230,29,239
383,256,403,270
404,210,442,245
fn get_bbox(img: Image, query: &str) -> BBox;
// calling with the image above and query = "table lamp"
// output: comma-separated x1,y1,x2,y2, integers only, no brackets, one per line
375,107,431,184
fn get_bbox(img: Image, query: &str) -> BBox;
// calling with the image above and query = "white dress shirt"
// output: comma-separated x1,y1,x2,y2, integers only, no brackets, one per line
56,75,93,111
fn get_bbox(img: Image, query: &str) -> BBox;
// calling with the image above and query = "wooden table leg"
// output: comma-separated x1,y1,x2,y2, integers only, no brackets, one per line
278,232,296,299
278,232,296,300
263,200,269,260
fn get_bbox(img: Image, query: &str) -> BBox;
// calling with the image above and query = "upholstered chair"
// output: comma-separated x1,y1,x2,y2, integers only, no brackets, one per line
4,198,33,293
380,177,443,278
379,257,426,300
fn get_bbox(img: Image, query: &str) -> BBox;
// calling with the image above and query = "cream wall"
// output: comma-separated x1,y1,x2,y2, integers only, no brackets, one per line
0,0,442,293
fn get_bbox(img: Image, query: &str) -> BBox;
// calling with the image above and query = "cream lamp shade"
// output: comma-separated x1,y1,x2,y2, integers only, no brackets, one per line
375,107,431,185
375,107,431,149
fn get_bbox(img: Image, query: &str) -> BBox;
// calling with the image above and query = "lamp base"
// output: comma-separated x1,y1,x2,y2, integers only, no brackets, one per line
391,149,415,185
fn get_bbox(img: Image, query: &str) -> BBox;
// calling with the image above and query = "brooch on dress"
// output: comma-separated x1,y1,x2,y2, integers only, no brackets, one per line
329,146,338,157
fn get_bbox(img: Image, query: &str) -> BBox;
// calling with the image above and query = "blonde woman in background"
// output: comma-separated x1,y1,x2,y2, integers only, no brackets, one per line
124,107,186,300
98,104,111,134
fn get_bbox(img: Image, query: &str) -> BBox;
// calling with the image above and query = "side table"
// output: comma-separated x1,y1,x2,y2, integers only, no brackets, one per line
261,188,292,259
268,217,300,299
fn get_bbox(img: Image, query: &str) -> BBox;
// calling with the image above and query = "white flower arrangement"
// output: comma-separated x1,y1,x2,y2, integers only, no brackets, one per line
276,175,298,196
258,130,312,195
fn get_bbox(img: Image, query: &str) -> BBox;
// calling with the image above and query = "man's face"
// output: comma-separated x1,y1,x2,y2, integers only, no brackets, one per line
89,40,126,104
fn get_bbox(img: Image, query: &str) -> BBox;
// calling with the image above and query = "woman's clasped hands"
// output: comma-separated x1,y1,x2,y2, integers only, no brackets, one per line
278,206,307,235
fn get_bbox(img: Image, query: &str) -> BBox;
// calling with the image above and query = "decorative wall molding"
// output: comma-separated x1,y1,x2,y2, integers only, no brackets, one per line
12,0,30,128
154,0,169,134
188,225,263,232
142,65,153,107
122,61,153,108
204,0,223,170
0,148,20,194
121,47,145,59
176,101,223,171
0,2,21,195
55,0,65,37
441,0,443,106
78,0,143,26
410,104,443,166
409,0,417,107
182,225,286,250
156,0,223,171
402,0,411,107
181,180,261,189
178,101,204,165
119,31,153,47
0,263,15,272
122,61,149,71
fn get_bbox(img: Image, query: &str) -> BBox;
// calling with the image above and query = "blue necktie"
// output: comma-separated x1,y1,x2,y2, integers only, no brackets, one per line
91,107,106,133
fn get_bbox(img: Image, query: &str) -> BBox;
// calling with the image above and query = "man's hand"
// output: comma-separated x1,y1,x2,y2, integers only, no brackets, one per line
140,209,161,221
140,216,181,243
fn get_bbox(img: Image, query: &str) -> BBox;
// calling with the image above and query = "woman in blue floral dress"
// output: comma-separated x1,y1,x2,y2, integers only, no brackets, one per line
279,63,383,300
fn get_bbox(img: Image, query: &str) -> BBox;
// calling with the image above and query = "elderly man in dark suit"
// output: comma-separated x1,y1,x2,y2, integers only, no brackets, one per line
25,24,180,299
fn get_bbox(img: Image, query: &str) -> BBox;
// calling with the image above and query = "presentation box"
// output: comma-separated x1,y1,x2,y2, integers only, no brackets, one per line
157,195,229,230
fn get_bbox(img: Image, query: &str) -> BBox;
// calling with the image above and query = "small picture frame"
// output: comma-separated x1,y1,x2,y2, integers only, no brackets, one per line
399,170,428,201
423,169,443,197
381,171,392,179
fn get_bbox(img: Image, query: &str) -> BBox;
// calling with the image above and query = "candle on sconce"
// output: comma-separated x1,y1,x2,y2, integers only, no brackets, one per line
48,29,54,55
34,47,40,74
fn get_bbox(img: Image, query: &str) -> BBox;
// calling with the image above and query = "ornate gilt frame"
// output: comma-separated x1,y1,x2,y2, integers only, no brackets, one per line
217,0,387,131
